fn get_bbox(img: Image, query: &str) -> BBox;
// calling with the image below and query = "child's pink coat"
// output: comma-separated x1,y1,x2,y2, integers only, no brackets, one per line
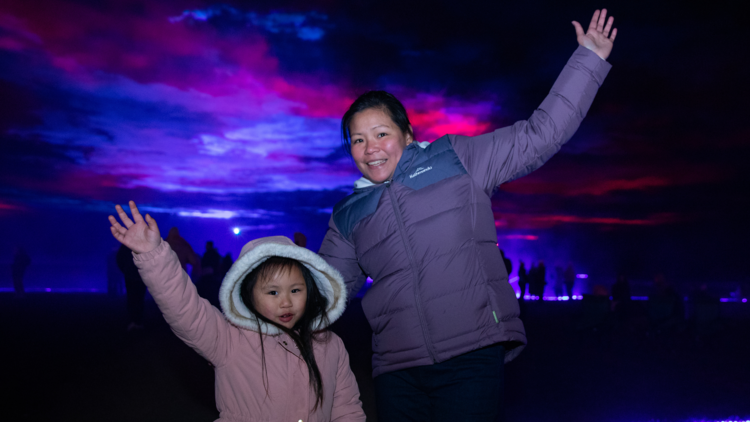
134,239,366,422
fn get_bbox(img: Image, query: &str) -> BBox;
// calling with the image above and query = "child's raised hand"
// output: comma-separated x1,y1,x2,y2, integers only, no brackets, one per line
109,201,161,254
572,9,617,61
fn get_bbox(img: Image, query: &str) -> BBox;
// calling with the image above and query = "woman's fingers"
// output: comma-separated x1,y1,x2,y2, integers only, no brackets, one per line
588,9,600,33
572,21,585,38
603,16,614,38
115,204,135,228
597,9,608,33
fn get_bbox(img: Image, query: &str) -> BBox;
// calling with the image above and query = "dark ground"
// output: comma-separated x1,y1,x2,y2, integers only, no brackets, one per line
2,293,749,422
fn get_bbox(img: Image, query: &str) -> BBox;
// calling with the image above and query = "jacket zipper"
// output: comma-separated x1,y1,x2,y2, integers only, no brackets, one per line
385,181,438,363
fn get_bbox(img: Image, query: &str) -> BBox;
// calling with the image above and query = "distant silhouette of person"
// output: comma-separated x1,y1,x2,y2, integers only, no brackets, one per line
218,252,234,280
12,246,31,296
201,241,221,278
529,261,547,298
165,227,201,279
293,232,307,248
116,244,146,331
535,260,548,298
528,262,538,297
107,246,124,296
518,261,528,299
648,273,683,333
198,241,223,307
564,263,576,298
499,249,512,276
689,283,720,339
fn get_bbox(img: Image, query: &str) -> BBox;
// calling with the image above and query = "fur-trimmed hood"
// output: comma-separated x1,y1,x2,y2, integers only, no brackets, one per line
219,236,347,336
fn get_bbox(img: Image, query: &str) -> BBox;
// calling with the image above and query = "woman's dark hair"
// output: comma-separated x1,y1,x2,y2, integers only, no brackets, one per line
239,256,330,410
340,90,413,156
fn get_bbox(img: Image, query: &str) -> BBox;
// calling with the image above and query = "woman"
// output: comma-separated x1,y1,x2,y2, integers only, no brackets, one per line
319,9,617,421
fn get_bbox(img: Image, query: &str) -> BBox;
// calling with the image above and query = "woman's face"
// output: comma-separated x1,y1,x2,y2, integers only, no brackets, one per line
349,108,413,184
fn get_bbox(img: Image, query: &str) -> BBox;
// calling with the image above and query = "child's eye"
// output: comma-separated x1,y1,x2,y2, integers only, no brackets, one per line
267,291,278,296
292,288,302,293
377,132,387,138
352,138,363,144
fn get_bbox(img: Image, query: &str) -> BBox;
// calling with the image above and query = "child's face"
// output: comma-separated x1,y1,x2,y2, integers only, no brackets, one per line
253,265,307,330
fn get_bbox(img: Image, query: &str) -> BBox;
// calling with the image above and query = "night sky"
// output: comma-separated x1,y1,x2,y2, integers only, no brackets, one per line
1,0,747,292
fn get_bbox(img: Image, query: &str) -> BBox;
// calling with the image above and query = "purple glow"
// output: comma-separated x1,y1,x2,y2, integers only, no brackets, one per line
690,420,750,422
743,298,748,303
576,274,588,279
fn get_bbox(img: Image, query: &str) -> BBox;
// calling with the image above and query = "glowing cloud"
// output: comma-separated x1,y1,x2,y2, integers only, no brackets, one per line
169,5,328,41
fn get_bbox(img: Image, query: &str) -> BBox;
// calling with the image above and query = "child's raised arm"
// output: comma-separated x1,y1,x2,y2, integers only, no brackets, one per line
109,201,233,366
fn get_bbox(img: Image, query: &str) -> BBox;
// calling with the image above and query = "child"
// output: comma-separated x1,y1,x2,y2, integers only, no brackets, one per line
109,201,366,422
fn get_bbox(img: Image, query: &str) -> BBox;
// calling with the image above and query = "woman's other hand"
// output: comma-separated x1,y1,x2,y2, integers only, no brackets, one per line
109,201,161,254
572,9,617,60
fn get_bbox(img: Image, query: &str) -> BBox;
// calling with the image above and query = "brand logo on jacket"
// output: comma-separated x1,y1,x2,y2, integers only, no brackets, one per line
409,166,433,179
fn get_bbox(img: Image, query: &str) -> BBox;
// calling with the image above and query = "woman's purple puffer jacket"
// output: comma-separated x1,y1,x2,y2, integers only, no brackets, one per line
319,46,611,377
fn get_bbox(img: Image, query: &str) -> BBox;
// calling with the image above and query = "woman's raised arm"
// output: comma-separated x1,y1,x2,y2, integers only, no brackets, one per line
449,10,616,195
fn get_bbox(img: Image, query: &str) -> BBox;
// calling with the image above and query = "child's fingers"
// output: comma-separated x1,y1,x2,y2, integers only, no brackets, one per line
110,225,124,241
610,27,618,42
145,213,159,233
115,204,135,228
129,200,144,223
108,215,127,235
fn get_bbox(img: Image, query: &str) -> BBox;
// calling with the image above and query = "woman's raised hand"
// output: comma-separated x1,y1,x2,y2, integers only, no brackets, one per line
572,9,617,61
109,201,161,254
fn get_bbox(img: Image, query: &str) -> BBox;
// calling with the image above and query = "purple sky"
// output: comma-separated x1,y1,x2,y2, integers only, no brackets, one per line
1,0,747,291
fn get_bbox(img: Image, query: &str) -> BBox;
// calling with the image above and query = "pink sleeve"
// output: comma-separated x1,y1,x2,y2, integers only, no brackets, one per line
133,239,233,366
330,335,367,421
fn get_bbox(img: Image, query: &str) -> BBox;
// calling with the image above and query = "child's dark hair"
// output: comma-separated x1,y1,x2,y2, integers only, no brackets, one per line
239,256,330,410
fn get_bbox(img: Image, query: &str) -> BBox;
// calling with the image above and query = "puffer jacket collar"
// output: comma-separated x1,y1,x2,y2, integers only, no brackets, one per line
352,141,430,190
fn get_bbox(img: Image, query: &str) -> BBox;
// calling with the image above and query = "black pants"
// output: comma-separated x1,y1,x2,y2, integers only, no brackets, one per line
374,343,505,422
